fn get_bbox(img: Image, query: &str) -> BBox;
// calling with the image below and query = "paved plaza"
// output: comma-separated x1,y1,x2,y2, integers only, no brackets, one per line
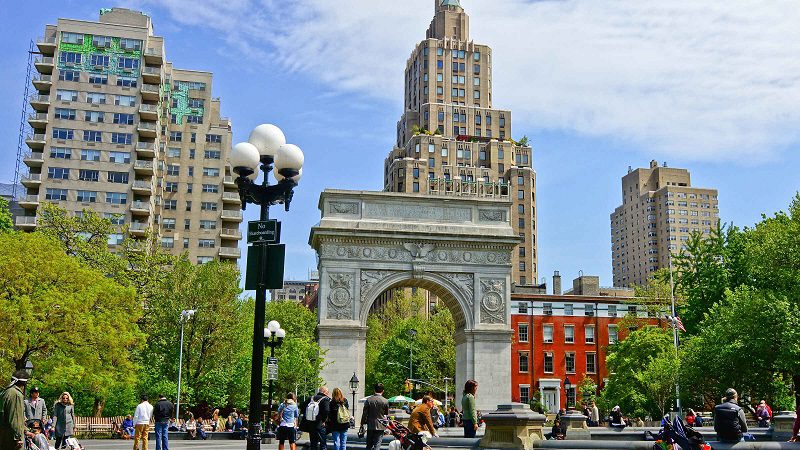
73,440,253,449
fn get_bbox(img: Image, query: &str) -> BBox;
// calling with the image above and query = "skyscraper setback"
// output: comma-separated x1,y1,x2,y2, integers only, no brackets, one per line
384,0,538,286
18,8,242,263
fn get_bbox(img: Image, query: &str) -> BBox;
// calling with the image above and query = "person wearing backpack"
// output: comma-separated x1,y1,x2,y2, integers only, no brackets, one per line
327,388,351,450
301,387,331,450
276,393,300,450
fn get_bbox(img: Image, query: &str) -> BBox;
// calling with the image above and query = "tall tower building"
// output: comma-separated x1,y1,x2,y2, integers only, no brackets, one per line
384,0,537,286
611,160,720,287
18,8,242,263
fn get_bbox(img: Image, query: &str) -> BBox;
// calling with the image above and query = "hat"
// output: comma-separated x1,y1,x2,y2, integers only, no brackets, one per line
11,370,29,383
30,387,40,393
725,388,737,400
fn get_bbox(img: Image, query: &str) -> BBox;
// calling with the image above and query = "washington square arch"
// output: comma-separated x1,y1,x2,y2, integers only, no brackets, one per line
309,189,519,412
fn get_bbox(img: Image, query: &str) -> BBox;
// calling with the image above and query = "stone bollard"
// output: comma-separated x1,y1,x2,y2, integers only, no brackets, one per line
480,403,547,450
771,411,797,441
561,411,592,440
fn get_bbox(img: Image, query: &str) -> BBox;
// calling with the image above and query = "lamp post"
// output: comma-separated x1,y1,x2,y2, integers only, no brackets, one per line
349,372,359,423
564,377,572,410
408,329,417,398
443,377,452,412
24,359,33,378
176,309,196,423
264,320,286,439
230,124,304,450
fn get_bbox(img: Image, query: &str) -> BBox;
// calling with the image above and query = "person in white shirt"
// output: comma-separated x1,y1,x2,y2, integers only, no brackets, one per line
133,394,154,450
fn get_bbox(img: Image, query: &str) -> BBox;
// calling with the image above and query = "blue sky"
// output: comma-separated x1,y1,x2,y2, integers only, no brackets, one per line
1,0,798,289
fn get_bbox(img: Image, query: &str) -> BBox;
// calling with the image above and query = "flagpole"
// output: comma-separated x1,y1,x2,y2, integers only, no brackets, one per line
668,254,683,417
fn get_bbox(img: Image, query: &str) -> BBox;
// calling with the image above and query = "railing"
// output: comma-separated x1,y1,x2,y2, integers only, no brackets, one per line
134,160,154,170
29,94,50,103
137,121,157,130
37,36,56,45
136,142,156,153
138,104,159,113
129,222,149,231
131,201,151,211
220,228,243,239
33,74,52,83
222,192,240,201
132,180,152,190
142,67,161,75
15,216,37,226
223,176,236,185
219,247,241,257
20,195,40,203
35,56,54,65
26,134,46,141
28,113,48,121
24,152,44,160
141,84,160,93
221,210,243,220
144,48,162,57
22,174,42,182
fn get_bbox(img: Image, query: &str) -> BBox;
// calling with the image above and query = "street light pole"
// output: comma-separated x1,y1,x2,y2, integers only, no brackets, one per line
176,309,196,423
349,373,359,424
668,256,682,417
408,329,417,398
263,321,286,439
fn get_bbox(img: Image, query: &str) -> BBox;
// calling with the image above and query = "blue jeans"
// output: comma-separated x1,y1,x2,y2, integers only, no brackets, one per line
310,426,327,450
463,419,476,438
332,430,347,450
155,421,170,450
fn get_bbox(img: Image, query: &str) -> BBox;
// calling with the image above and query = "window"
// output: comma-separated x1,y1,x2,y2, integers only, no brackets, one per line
543,324,553,343
50,147,72,159
88,74,108,84
76,190,96,202
116,76,137,87
517,189,524,200
84,111,104,123
90,54,110,67
585,325,595,344
120,38,142,51
566,388,576,408
107,171,129,184
586,353,597,373
57,89,78,101
428,158,435,168
105,192,127,205
189,98,204,108
117,57,139,70
585,304,595,317
565,325,575,343
185,201,192,211
202,184,219,193
103,213,124,225
186,184,193,193
202,167,220,177
48,167,69,179
92,35,112,48
52,128,74,140
54,108,76,120
83,130,102,142
518,352,529,373
518,323,529,343
199,220,217,230
161,237,175,249
565,352,575,373
108,233,124,245
162,218,176,230
162,182,177,193
185,115,203,124
206,134,222,143
204,150,221,159
412,182,420,192
58,70,80,82
519,385,530,404
518,303,528,314
164,200,177,210
166,165,180,176
86,92,105,104
564,304,573,315
608,325,619,344
473,90,480,99
81,149,100,161
543,303,553,316
201,202,218,211
164,148,181,158
78,169,99,182
109,151,130,163
189,149,196,159
115,95,136,107
45,188,68,201
61,32,83,44
608,304,617,318
628,305,637,315
113,113,134,125
59,51,82,64
111,133,132,144
544,352,554,373
198,239,216,248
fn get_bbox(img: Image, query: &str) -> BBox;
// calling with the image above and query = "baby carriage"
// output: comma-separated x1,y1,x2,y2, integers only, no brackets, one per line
648,417,711,450
378,418,432,450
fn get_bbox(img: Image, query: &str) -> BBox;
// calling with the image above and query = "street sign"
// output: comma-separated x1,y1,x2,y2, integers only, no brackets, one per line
245,243,286,290
267,358,278,381
267,357,277,365
248,220,281,244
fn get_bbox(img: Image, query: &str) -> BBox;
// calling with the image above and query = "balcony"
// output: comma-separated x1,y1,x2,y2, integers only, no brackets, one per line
136,121,158,137
138,103,159,120
18,195,40,209
32,74,52,90
222,192,242,204
25,134,46,150
132,180,153,194
29,94,50,111
21,173,42,187
223,176,237,188
128,222,150,236
134,160,154,175
142,66,161,83
136,142,156,158
27,113,48,128
130,201,151,215
144,47,164,65
34,56,54,74
219,247,241,259
36,36,57,53
15,216,37,230
220,228,243,240
23,151,44,167
141,84,160,100
221,210,243,222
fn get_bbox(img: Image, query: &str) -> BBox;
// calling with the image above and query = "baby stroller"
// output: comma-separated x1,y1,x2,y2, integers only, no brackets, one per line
648,417,711,450
378,418,432,450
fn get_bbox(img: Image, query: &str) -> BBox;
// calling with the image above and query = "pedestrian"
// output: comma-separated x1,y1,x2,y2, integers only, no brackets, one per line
185,413,197,440
590,401,600,427
755,400,772,427
548,419,565,440
132,394,154,450
277,393,300,450
608,405,625,429
361,383,389,450
0,370,32,450
52,391,76,449
301,387,330,450
153,394,173,450
211,409,220,432
685,408,698,427
327,388,350,450
122,415,135,438
30,420,49,450
196,418,207,440
461,380,478,438
713,388,748,443
408,395,438,438
24,386,48,428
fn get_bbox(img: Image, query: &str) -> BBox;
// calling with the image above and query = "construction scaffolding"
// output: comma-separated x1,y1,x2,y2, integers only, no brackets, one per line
13,40,35,200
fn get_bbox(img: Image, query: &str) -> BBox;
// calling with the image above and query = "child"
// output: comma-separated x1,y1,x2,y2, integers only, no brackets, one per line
30,421,51,450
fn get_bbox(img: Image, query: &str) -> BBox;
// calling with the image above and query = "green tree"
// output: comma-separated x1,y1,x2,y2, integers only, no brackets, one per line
634,351,679,418
0,232,143,416
0,196,12,232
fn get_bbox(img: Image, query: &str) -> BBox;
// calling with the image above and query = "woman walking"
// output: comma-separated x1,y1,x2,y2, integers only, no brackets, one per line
461,380,478,438
52,392,76,449
276,393,300,450
327,388,351,450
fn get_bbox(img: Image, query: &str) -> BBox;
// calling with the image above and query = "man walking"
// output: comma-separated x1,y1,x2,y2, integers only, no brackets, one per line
361,383,389,450
24,387,47,428
133,394,154,450
714,388,748,443
302,387,331,450
590,401,600,427
153,394,174,450
0,370,31,450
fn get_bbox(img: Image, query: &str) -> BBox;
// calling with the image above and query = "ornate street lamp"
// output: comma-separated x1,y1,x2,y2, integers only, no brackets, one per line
230,124,304,450
263,320,286,439
564,377,572,409
349,372,359,423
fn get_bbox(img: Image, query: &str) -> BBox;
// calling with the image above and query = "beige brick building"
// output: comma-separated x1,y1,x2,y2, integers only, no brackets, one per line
18,8,242,263
611,160,719,287
384,0,538,286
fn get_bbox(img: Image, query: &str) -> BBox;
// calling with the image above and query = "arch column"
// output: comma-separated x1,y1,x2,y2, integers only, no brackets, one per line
318,323,367,424
455,329,513,412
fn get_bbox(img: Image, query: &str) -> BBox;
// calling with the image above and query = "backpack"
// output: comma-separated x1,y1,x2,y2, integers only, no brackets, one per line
305,397,322,422
337,402,351,424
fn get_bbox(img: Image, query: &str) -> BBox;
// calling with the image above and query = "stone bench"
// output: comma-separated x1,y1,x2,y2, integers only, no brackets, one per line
146,430,242,440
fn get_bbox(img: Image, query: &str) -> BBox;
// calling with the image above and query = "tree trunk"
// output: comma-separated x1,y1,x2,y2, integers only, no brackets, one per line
92,398,105,417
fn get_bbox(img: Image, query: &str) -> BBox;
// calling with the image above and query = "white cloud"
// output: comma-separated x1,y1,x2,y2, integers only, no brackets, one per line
147,0,800,162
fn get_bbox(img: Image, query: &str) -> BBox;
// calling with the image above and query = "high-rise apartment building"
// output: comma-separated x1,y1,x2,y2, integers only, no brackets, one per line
18,8,242,263
611,160,719,287
383,0,537,286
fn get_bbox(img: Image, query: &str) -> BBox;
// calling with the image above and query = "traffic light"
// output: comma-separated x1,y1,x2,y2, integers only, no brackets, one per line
404,379,412,392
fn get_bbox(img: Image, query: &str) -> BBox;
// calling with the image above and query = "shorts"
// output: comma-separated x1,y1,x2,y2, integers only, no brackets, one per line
277,425,297,444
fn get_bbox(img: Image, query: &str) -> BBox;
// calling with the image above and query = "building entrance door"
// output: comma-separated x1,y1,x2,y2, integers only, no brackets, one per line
542,389,558,413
